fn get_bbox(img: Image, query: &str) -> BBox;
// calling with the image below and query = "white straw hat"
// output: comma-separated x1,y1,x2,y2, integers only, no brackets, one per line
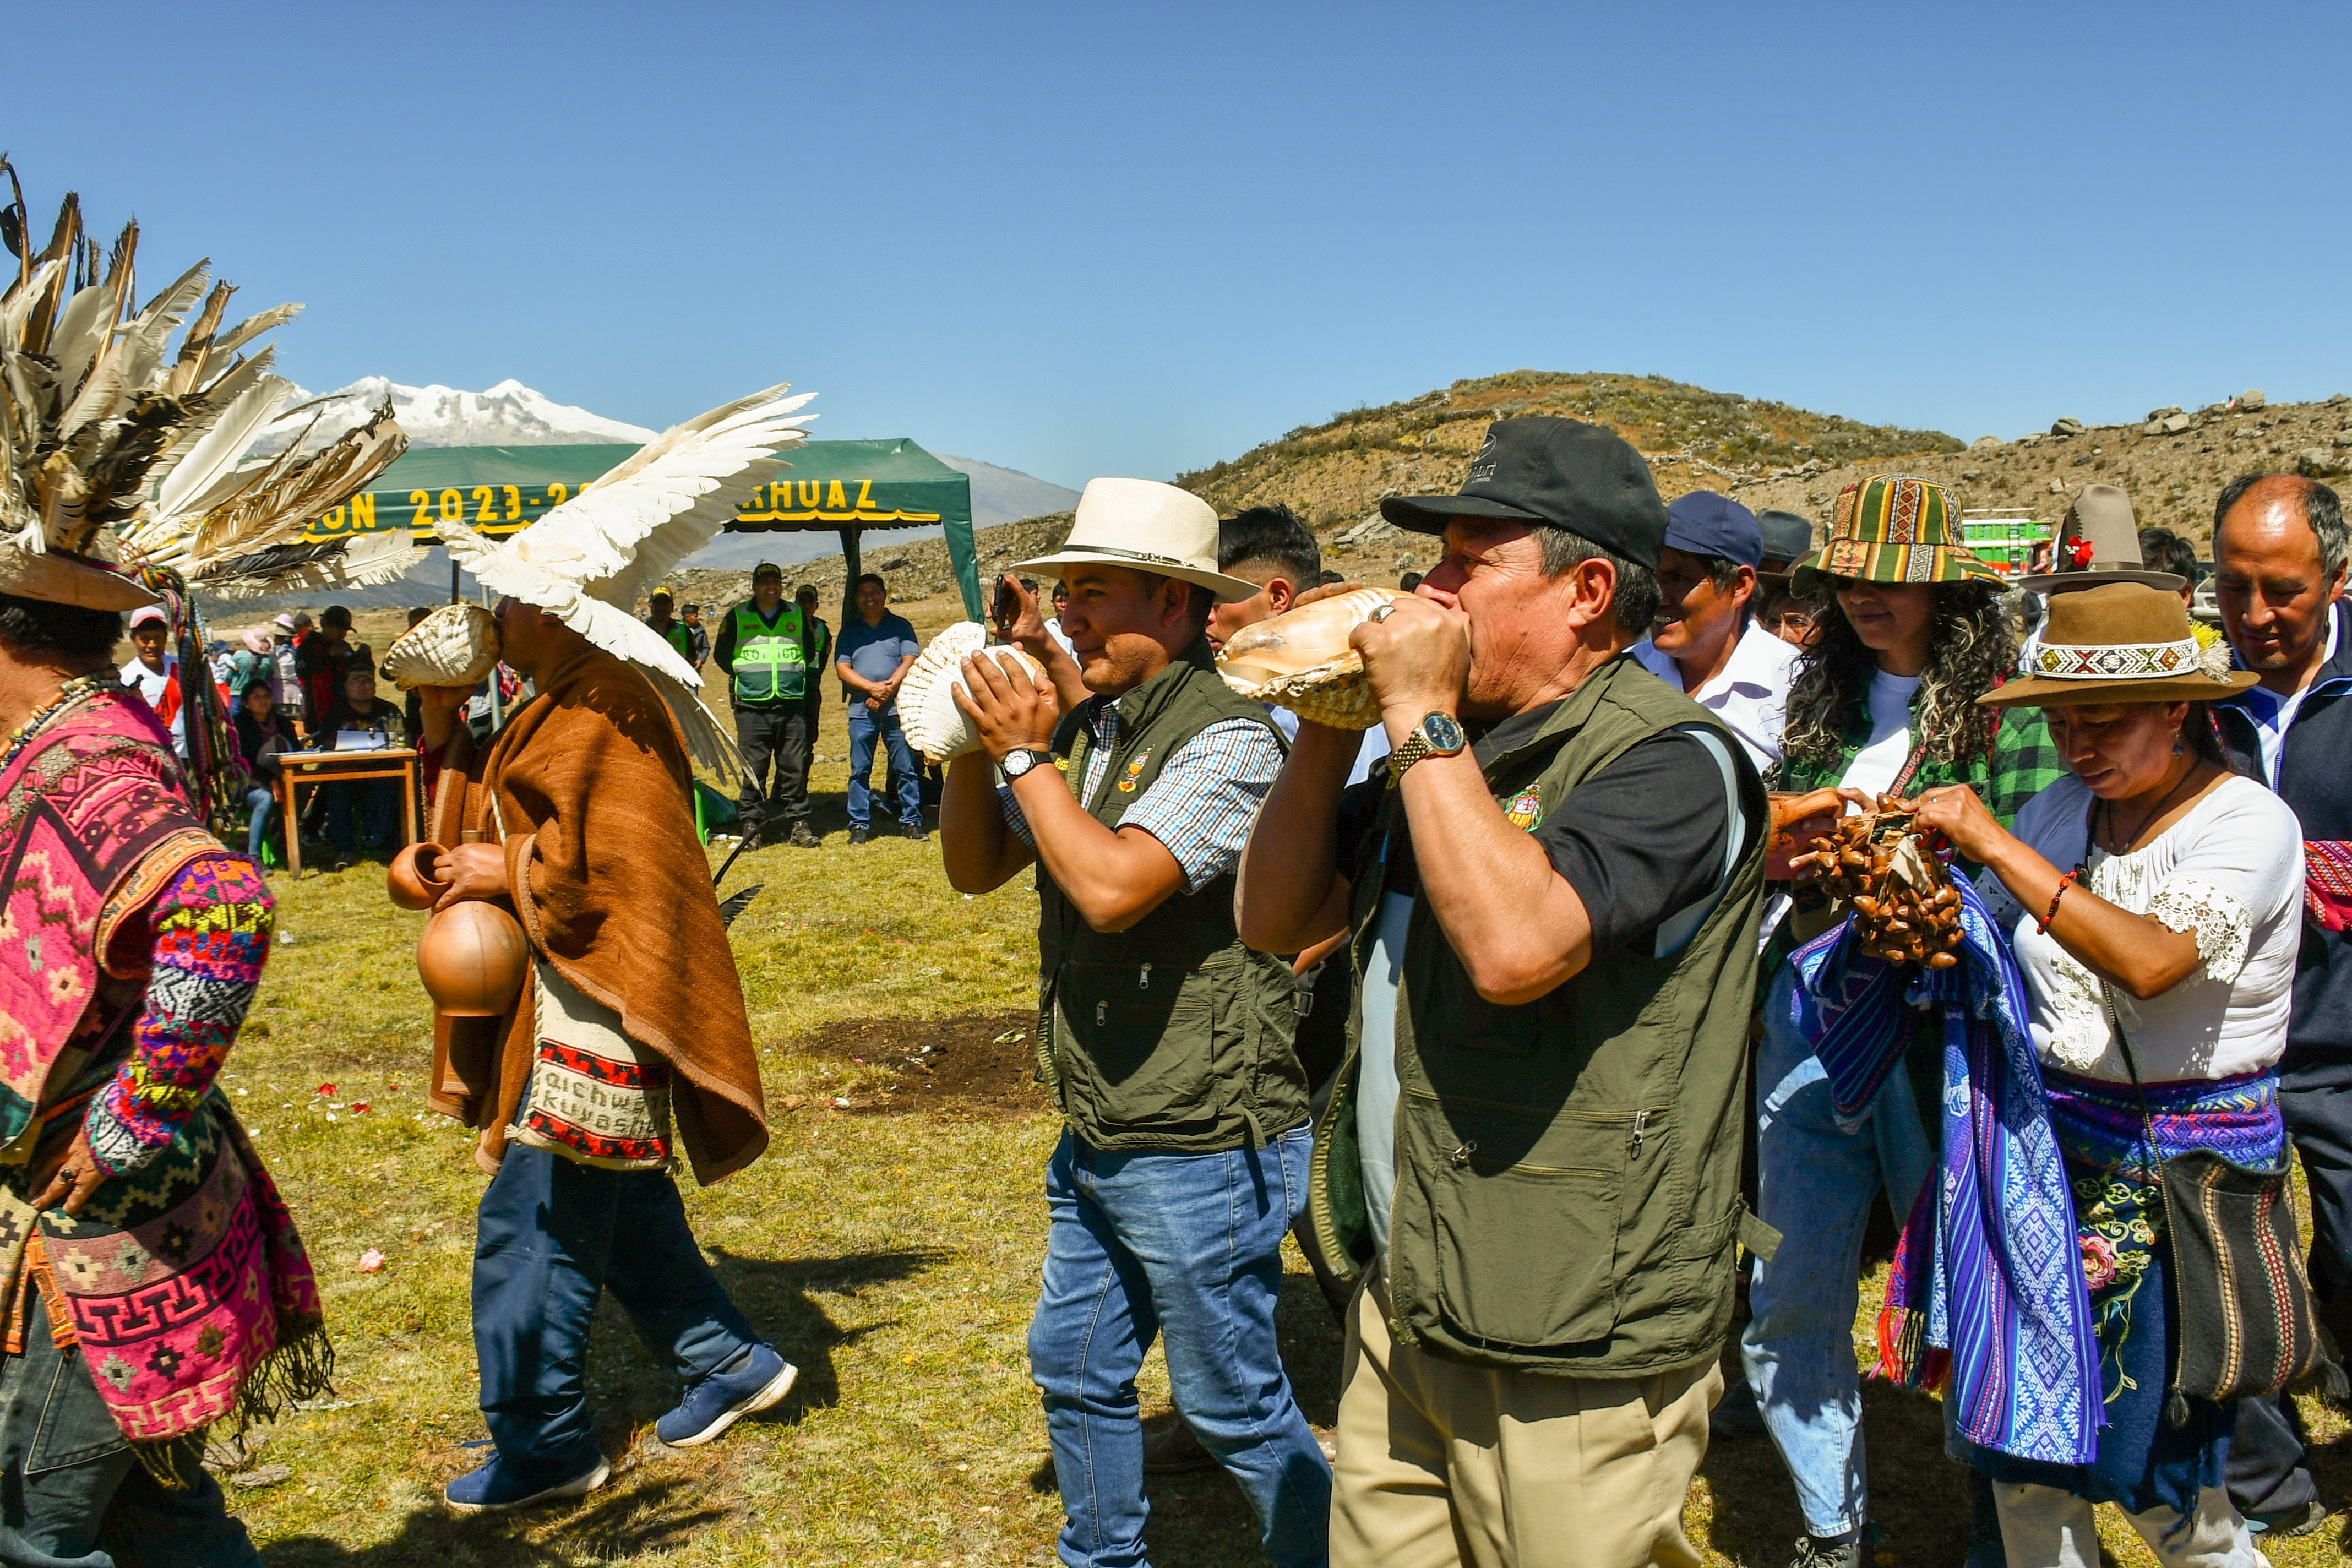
1015,478,1261,603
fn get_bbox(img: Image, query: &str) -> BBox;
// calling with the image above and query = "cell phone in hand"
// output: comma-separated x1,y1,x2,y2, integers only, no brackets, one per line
992,576,1019,629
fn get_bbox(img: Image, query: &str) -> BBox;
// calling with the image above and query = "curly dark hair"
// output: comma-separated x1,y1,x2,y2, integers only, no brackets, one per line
1779,580,2016,772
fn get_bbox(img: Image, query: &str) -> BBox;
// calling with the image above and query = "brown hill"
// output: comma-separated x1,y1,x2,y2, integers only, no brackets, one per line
656,372,2351,623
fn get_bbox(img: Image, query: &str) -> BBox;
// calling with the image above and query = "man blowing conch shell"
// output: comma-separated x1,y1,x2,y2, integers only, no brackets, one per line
940,478,1331,1568
1237,416,1769,1568
415,597,792,1513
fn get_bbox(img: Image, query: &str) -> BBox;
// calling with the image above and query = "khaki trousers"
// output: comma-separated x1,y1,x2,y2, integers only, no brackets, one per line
1330,1275,1719,1568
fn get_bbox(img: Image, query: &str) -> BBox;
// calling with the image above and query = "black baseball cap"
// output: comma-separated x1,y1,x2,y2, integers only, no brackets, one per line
1380,417,1670,570
1754,510,1816,579
1664,491,1762,571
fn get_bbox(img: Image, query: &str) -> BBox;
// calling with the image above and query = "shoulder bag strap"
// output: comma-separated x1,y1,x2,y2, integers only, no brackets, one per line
2097,972,2164,1179
2079,789,2165,1173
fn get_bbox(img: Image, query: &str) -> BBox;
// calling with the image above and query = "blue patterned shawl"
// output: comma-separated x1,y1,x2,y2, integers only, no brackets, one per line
1790,870,2103,1466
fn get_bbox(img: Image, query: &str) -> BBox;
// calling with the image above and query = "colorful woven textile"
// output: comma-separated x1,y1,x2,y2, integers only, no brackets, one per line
0,683,329,1456
1790,475,2005,594
2039,1068,2285,1178
1,688,213,1140
1794,870,2102,1466
2307,840,2352,934
2,1099,328,1448
84,853,273,1177
1978,1068,2286,1518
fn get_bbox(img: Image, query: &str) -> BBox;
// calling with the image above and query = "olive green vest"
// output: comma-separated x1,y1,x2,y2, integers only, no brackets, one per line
1035,642,1308,1153
1308,654,1768,1377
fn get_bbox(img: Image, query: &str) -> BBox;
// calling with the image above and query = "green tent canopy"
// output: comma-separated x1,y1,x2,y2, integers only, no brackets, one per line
302,437,982,617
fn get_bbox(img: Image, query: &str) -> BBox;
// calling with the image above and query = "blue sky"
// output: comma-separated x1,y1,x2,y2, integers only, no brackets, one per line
10,2,2346,488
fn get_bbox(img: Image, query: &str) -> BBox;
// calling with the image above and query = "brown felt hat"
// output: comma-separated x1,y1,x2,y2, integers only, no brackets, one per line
1981,581,2256,707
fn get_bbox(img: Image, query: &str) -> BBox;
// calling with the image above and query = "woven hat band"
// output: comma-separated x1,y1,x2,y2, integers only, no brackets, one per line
2024,635,2204,681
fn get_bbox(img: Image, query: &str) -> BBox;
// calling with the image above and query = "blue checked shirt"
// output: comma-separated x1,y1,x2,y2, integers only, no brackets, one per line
999,706,1284,892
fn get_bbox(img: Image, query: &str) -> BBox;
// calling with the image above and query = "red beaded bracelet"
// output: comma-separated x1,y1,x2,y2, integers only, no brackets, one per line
2037,870,2078,935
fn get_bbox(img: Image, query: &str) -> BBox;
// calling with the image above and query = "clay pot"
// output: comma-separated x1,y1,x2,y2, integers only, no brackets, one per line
387,842,450,911
416,901,530,1017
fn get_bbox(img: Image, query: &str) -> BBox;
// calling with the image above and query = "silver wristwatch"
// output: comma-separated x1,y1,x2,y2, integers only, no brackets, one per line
1001,748,1053,780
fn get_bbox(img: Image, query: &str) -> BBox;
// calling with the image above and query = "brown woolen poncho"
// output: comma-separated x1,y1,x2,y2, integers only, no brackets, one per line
426,642,767,1184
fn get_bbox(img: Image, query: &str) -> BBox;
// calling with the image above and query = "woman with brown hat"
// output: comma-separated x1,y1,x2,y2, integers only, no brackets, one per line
1741,476,2070,1568
1907,581,2299,1564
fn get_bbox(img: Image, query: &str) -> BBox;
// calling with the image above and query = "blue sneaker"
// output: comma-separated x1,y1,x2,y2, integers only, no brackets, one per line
442,1446,611,1514
656,1343,798,1447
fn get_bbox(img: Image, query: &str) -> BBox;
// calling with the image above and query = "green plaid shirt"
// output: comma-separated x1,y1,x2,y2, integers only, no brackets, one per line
1768,703,2064,832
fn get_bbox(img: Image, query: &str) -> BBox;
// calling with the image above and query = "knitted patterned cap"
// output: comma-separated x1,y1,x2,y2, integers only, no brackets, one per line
1790,475,2003,595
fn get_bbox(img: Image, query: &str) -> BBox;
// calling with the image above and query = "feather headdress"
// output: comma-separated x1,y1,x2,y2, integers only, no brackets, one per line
0,160,408,609
433,384,817,781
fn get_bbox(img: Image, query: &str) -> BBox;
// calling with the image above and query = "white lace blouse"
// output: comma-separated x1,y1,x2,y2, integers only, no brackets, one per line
1979,774,2304,1082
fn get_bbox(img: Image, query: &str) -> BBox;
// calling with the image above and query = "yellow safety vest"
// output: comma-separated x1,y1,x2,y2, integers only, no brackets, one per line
729,603,807,704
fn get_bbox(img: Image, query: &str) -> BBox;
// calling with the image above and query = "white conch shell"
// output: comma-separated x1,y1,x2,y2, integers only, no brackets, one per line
381,603,502,690
899,622,1049,764
1214,589,1401,731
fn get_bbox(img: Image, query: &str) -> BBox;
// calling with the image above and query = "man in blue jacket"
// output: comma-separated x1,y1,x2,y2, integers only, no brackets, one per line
2208,472,2350,1538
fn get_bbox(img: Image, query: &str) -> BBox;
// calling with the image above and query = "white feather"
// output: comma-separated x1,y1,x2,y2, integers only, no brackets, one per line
146,375,293,521
59,260,210,438
447,384,818,701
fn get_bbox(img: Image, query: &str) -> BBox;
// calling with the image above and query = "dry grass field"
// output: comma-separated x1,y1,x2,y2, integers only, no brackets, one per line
213,695,2352,1566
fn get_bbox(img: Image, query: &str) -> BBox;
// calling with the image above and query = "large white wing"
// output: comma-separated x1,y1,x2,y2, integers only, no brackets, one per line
447,382,818,696
445,527,744,778
493,385,815,609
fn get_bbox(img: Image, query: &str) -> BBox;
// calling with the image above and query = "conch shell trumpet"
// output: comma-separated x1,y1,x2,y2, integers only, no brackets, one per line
1214,589,1401,731
898,622,1050,765
381,603,501,690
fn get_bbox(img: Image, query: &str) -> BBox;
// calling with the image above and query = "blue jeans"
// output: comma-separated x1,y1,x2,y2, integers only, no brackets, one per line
243,785,275,862
323,777,399,854
846,703,922,829
1740,962,1935,1539
472,1144,760,1465
1031,1124,1330,1568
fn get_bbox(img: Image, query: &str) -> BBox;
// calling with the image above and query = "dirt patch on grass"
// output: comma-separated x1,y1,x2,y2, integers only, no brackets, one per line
792,1010,1048,1119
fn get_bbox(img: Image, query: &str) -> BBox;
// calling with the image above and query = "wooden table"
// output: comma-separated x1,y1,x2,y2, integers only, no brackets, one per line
274,748,422,878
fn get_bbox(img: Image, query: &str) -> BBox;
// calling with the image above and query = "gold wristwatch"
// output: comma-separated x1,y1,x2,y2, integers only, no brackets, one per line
1386,711,1467,783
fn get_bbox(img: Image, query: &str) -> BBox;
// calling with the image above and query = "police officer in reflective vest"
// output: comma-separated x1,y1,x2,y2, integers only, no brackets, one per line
714,562,820,847
646,589,698,667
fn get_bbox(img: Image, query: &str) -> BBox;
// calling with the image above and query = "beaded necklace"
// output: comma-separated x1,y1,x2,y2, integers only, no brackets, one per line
1,672,110,775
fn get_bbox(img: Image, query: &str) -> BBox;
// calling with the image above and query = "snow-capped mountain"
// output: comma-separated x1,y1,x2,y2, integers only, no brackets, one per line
253,377,657,453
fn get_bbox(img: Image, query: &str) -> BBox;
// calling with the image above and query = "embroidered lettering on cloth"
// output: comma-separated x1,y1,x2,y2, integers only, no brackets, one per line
511,960,674,1170
2307,840,2352,934
1794,872,2102,1466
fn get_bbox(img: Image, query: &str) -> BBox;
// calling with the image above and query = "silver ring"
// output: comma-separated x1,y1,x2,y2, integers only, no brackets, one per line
1367,603,1396,623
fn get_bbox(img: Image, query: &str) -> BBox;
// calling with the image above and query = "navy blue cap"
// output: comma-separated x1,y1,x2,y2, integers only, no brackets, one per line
1663,491,1762,571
